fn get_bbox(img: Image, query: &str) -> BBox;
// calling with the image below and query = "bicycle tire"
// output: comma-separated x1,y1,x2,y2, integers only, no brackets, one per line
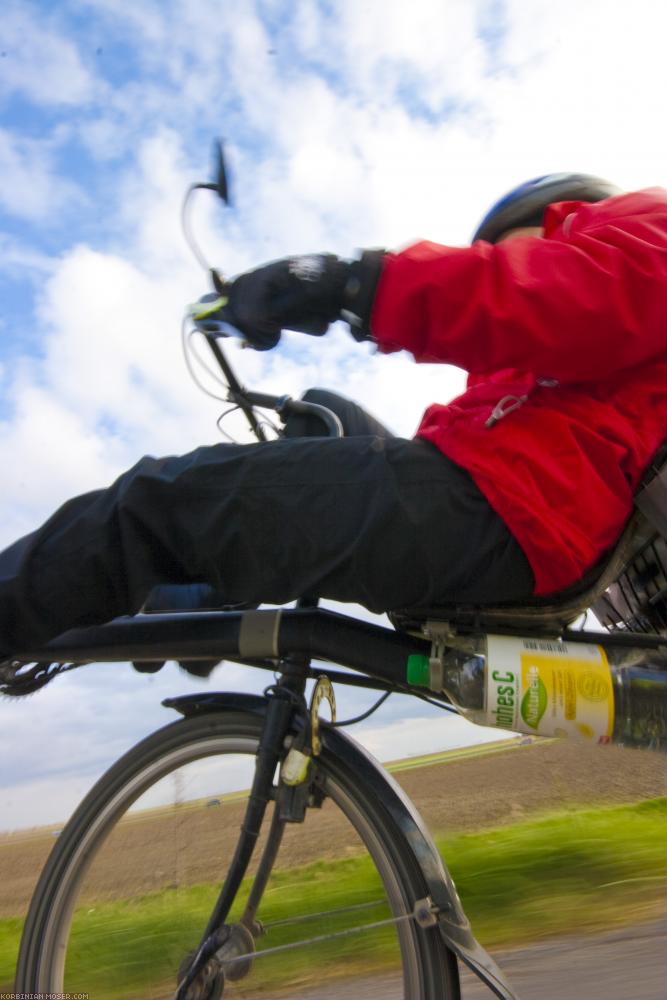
15,708,459,998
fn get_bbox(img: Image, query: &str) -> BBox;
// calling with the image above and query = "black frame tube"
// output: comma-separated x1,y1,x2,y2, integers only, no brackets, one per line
16,607,667,696
15,608,430,690
203,334,268,441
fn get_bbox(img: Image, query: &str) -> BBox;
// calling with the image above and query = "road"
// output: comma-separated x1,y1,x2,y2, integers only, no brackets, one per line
459,916,667,999
289,917,667,999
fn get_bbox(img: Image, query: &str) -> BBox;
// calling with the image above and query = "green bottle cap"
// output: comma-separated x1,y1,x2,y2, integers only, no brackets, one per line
407,653,431,688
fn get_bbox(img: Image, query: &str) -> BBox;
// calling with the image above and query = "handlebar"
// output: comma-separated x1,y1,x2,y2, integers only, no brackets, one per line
184,144,344,443
276,398,344,438
243,390,344,438
196,328,344,440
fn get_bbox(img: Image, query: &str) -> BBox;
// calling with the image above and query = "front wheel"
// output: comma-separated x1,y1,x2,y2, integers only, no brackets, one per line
16,708,459,998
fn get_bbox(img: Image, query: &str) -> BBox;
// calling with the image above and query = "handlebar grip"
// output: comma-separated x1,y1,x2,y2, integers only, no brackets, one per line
281,399,344,438
243,394,344,438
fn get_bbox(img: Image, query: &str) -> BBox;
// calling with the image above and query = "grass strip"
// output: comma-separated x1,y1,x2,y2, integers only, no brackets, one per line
438,795,667,946
1,797,665,996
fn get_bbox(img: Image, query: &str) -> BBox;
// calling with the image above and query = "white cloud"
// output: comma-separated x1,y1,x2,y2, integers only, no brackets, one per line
0,234,55,278
300,0,488,113
0,3,97,106
360,712,515,763
482,0,667,191
0,655,273,830
0,383,125,544
81,0,168,49
0,128,85,224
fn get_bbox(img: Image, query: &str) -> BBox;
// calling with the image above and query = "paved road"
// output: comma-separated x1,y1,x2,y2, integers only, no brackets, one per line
459,916,667,999
288,917,667,998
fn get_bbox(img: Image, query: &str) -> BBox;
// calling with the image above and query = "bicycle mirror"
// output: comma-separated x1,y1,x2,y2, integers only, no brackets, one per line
213,139,229,205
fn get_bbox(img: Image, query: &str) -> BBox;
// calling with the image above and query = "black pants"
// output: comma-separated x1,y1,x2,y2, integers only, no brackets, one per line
0,390,533,655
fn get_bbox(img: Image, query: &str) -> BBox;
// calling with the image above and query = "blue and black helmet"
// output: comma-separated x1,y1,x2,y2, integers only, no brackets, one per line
472,173,621,244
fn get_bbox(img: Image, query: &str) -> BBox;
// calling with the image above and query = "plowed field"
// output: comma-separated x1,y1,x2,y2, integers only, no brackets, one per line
1,738,665,919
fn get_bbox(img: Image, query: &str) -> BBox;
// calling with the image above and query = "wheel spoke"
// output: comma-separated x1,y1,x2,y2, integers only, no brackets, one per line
218,909,418,972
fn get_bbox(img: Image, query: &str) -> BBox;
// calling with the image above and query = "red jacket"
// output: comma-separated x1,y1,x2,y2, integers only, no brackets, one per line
371,190,667,595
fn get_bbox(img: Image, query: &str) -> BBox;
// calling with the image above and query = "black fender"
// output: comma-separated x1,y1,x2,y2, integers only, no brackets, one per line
165,691,518,1000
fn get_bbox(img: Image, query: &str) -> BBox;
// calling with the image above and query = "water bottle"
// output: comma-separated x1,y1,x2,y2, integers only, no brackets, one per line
407,634,667,751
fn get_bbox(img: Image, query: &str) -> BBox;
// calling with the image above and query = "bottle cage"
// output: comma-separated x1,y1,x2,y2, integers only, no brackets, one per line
593,446,667,635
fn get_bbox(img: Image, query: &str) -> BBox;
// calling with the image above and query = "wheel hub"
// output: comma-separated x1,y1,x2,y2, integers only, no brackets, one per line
177,951,225,1000
215,922,256,981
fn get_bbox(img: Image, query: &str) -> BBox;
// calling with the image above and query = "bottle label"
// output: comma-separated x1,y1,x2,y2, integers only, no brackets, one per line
485,636,614,742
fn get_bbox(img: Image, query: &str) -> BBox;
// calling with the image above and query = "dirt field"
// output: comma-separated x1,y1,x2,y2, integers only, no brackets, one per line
1,738,665,920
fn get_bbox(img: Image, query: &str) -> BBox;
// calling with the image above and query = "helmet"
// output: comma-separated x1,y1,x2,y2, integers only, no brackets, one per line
472,173,622,244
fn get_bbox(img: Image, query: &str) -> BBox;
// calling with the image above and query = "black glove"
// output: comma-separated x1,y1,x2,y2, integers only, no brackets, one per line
224,250,385,350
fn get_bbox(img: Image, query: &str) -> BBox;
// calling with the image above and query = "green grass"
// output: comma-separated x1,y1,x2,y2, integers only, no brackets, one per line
2,797,666,996
439,796,667,946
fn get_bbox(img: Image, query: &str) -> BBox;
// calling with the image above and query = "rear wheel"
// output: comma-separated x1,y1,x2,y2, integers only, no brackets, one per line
15,709,459,998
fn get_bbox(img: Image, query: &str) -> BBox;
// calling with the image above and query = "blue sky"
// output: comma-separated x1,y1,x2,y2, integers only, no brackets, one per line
3,0,667,829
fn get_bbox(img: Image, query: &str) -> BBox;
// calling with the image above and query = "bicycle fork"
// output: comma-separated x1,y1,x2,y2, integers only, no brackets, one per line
175,681,310,999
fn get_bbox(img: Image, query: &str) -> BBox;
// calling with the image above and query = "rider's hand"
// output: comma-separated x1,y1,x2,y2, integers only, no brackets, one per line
225,250,385,349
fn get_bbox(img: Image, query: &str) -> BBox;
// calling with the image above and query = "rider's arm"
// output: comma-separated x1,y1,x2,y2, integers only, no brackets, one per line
371,189,667,383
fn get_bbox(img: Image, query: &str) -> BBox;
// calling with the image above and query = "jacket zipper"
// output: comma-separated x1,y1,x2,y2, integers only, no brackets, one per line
485,394,528,428
484,377,559,429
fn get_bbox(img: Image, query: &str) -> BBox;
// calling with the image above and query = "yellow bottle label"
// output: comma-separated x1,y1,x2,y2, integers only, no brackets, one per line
485,636,614,742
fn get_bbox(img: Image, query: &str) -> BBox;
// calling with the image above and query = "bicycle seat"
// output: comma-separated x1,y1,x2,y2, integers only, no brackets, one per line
392,445,667,637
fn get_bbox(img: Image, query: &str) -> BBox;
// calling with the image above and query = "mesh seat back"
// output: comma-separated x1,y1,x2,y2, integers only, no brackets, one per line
592,449,667,635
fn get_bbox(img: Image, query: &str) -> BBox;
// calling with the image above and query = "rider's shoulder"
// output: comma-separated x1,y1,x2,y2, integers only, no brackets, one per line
544,187,667,243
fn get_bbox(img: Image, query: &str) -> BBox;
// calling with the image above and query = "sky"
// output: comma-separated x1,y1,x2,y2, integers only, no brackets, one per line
2,0,667,831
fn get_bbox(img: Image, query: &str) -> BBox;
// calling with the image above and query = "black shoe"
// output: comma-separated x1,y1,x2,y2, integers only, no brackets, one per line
135,584,258,680
142,583,243,613
131,657,221,678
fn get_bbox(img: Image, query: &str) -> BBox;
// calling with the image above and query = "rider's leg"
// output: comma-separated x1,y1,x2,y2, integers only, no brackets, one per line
0,435,534,655
138,390,392,615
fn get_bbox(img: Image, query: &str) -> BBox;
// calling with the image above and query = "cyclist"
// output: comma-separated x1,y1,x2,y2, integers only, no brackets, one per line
3,173,667,668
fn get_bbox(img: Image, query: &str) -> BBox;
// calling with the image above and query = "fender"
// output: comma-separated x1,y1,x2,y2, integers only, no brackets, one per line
165,691,518,1000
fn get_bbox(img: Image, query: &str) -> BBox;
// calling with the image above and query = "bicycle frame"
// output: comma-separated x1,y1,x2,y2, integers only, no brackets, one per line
19,603,665,999
15,606,518,1000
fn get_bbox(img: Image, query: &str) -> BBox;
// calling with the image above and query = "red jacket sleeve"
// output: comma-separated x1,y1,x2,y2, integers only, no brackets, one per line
370,190,667,384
